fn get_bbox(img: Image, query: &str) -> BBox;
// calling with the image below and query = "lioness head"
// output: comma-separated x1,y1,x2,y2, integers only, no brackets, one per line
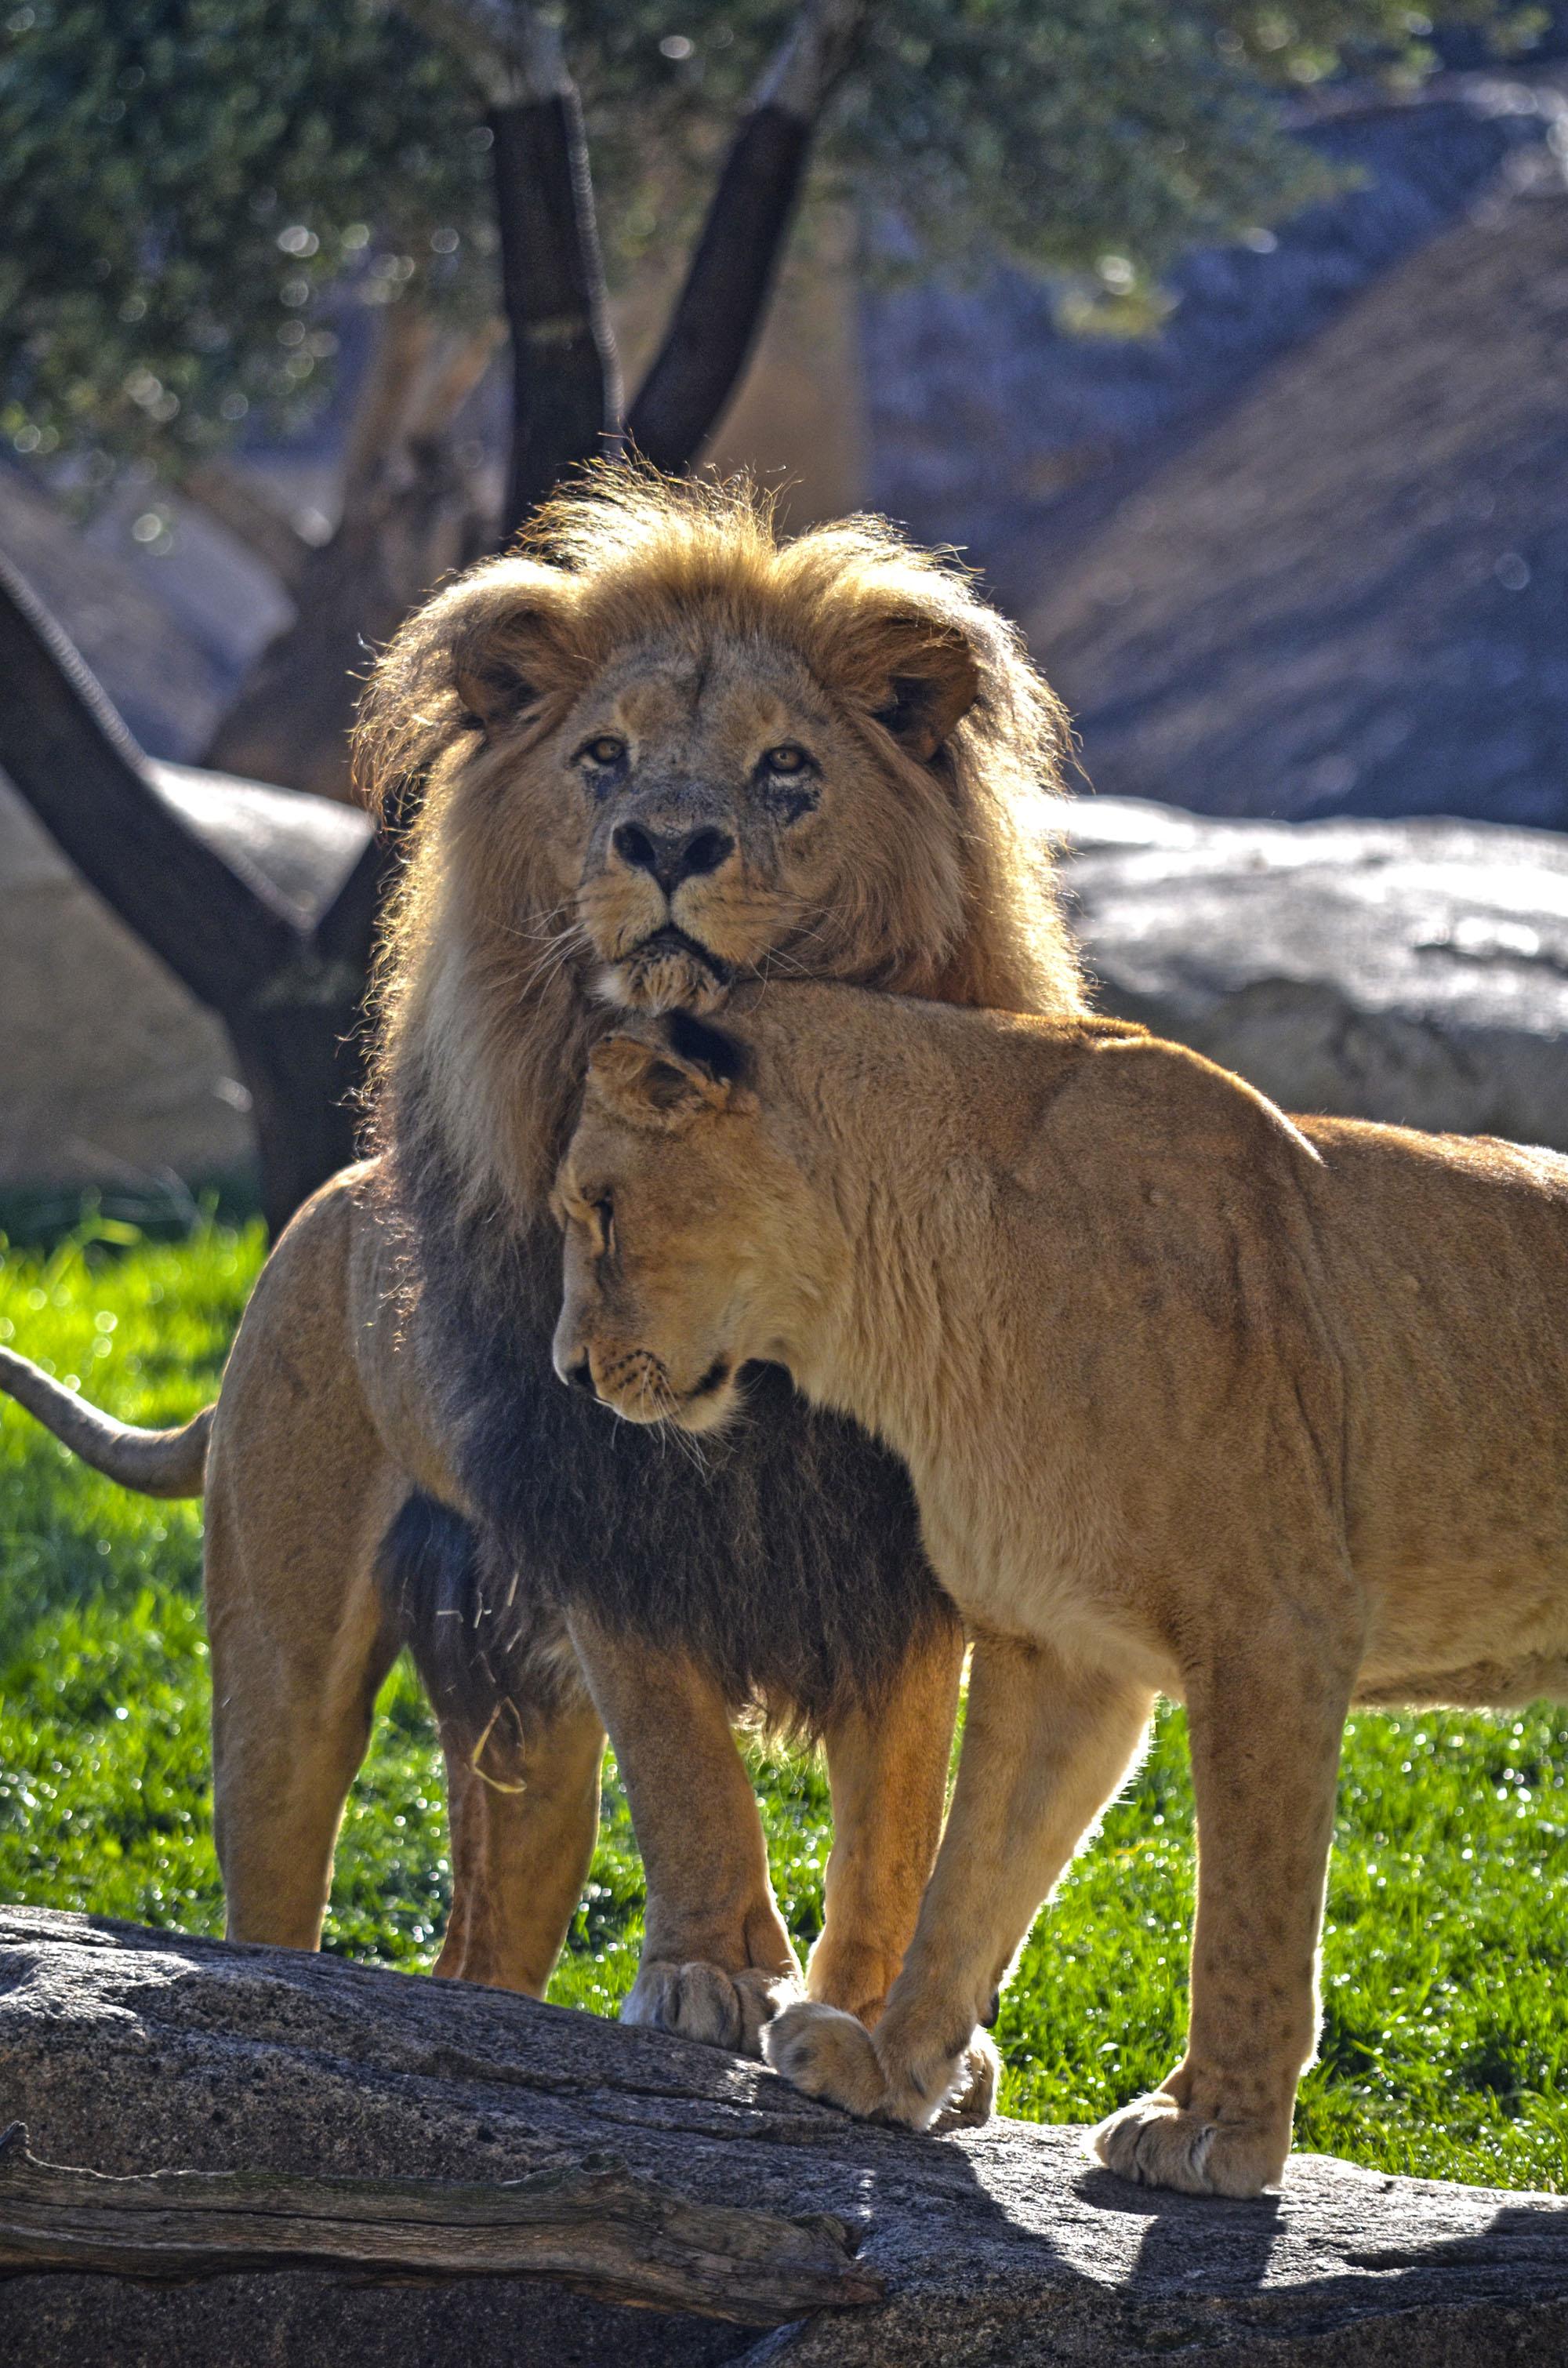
553,1014,798,1434
358,464,1080,1206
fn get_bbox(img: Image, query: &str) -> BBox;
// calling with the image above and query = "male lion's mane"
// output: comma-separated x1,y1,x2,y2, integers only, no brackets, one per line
354,466,1083,1735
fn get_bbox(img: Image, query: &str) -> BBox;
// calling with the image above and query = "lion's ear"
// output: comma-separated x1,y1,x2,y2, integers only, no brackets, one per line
353,559,581,815
837,608,982,761
874,643,981,761
448,579,578,735
587,1036,739,1133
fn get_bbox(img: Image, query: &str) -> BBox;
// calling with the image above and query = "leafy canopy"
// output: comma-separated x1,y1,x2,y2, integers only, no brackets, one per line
0,0,1537,473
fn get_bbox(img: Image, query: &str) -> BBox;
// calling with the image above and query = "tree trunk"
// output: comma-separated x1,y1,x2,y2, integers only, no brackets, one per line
0,551,387,1232
202,308,498,802
491,82,621,533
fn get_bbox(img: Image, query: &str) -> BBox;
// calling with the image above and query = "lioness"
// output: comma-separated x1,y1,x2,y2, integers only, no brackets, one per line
0,467,1083,2060
552,986,1568,2197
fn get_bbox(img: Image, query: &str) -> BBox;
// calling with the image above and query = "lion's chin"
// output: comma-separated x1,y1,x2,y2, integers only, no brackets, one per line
596,931,735,1016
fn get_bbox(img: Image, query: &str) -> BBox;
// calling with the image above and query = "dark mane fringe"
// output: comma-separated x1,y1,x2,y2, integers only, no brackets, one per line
369,1126,959,1740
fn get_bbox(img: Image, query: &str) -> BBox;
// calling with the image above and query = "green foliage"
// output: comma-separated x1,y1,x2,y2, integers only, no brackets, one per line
3,1222,1566,2188
0,1,1536,474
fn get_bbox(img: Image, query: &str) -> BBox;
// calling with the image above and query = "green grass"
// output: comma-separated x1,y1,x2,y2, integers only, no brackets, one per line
3,1216,1566,2190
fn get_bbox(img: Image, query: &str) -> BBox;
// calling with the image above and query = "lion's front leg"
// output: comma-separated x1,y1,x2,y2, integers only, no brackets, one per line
768,1634,1152,2129
1092,1603,1356,2199
805,1609,964,2035
567,1612,803,2054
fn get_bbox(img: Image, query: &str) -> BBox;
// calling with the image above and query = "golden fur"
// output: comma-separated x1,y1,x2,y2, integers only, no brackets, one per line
554,984,1568,2196
0,469,1083,2075
359,461,1080,1209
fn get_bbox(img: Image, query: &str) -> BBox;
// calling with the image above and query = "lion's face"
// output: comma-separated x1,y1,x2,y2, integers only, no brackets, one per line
361,468,1082,1208
551,632,872,1015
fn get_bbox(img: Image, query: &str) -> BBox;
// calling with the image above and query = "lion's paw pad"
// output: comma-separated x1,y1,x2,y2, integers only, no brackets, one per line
764,1999,890,2116
1091,2094,1286,2199
622,1961,800,2056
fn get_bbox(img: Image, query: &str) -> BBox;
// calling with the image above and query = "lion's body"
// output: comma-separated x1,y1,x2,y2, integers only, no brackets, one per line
0,470,1081,2059
555,984,1568,2195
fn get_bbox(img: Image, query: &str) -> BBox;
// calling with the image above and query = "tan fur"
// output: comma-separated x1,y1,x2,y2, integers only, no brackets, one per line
554,985,1568,2196
2,467,1084,2050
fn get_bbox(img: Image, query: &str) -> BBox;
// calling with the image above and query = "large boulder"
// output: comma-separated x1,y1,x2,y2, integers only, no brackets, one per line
5,774,1566,1200
3,1908,1568,2366
1059,797,1568,1150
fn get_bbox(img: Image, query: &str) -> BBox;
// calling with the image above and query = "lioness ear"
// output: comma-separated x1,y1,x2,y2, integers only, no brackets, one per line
588,1036,738,1133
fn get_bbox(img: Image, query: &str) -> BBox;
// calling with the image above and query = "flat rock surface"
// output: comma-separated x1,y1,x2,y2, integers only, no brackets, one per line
2,1907,1566,2364
1058,797,1568,1153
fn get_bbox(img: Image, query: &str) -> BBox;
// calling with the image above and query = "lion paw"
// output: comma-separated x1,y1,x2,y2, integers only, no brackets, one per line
764,2000,999,2134
1091,2091,1289,2199
764,2000,891,2116
929,2032,1000,2132
621,1959,800,2056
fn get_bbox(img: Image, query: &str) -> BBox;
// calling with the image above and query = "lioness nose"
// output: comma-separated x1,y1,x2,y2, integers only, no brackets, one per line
612,819,735,892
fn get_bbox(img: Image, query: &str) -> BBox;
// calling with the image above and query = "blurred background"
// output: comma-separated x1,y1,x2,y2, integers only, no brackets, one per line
2,0,1567,1217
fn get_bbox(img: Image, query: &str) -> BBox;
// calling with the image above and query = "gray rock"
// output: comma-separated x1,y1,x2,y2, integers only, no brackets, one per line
866,73,1558,618
0,763,368,1197
1027,92,1568,834
1059,798,1568,1151
3,1907,1567,2365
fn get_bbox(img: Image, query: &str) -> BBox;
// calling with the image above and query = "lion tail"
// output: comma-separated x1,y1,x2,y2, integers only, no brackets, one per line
0,1346,212,1498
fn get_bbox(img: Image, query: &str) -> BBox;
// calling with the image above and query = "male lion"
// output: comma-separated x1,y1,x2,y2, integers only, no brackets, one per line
554,986,1568,2196
0,467,1082,2056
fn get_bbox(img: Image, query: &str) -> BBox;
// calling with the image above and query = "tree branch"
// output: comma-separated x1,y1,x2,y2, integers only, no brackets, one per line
0,552,305,1009
392,0,571,109
626,0,871,473
393,2,619,536
183,464,314,594
0,2125,880,2323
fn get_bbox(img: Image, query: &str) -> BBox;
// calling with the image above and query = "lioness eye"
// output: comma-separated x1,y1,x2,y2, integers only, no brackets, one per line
581,735,626,766
764,743,808,773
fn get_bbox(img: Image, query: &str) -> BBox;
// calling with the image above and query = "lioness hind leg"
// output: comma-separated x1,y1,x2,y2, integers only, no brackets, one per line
567,1611,804,2054
1092,1610,1356,2199
434,1690,605,1996
807,1614,964,2028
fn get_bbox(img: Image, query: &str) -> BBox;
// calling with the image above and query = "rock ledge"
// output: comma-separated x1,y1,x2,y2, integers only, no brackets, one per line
2,1908,1566,2364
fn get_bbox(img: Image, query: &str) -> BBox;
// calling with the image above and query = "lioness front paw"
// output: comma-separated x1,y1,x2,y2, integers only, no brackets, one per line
1091,2091,1289,2199
764,1999,998,2134
929,2032,1000,2132
622,1959,800,2055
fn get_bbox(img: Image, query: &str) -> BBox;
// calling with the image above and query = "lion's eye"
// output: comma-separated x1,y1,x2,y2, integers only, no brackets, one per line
764,743,808,773
581,735,627,767
594,1196,615,1254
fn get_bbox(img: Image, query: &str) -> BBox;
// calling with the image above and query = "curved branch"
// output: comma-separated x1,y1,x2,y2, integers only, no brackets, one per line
626,0,871,473
0,552,303,1010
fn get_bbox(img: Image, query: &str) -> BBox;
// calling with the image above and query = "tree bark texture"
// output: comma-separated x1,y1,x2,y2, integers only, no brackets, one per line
492,86,621,534
0,2126,877,2323
202,309,498,802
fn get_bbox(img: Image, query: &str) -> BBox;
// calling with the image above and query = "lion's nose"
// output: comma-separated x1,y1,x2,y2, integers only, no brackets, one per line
612,819,735,892
558,1354,599,1397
